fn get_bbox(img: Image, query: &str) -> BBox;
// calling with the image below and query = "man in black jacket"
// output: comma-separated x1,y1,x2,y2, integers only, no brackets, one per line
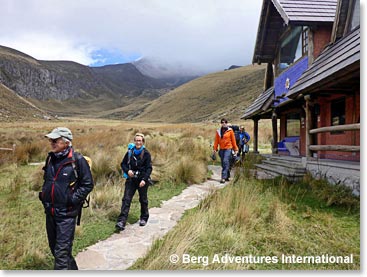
40,127,94,270
116,133,153,232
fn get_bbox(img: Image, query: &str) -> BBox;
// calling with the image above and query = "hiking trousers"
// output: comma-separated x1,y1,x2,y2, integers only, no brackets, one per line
117,179,149,225
46,214,78,270
219,149,232,179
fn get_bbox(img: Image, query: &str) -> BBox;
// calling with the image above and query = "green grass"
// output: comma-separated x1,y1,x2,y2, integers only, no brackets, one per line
0,120,359,270
136,64,266,123
131,164,360,270
0,163,188,270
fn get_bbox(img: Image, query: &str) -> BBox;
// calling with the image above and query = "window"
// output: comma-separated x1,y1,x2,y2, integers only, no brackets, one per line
331,98,345,134
286,113,300,137
349,0,360,31
277,26,308,74
302,27,309,54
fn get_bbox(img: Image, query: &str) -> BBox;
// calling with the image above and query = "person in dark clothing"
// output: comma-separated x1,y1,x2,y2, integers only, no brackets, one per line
116,133,153,232
238,126,251,159
40,127,94,270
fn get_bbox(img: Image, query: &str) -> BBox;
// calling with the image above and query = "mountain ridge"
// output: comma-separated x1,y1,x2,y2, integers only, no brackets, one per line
0,45,265,123
0,45,197,116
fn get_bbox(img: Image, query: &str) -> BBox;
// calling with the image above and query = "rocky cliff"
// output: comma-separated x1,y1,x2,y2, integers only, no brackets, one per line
0,45,158,102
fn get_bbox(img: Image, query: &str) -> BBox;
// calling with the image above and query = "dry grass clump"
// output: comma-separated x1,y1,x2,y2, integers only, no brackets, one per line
1,120,217,269
170,157,207,185
14,142,44,165
0,151,14,166
133,171,359,270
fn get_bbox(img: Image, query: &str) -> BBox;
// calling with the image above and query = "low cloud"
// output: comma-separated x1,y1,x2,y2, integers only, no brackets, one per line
0,0,262,73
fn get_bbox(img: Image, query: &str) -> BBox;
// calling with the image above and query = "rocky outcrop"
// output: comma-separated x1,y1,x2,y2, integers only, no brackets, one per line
0,45,180,102
0,49,112,100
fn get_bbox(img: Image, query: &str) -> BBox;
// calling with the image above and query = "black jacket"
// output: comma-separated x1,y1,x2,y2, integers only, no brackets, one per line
40,148,94,217
121,148,152,183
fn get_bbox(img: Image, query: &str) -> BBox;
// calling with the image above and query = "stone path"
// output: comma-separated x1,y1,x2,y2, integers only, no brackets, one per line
75,165,226,270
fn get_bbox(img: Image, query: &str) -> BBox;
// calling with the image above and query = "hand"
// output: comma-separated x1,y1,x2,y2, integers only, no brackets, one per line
128,170,134,177
139,180,146,187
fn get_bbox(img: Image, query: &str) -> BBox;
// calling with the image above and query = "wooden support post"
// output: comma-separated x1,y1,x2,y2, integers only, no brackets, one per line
253,117,259,153
304,95,312,158
272,110,278,154
265,63,274,90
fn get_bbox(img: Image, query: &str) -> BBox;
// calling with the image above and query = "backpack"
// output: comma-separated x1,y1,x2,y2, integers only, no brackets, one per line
71,152,92,226
122,143,135,178
231,125,241,147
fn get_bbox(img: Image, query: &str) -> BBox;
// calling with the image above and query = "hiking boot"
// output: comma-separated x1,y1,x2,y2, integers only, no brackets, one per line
139,219,147,226
225,178,230,181
220,179,225,184
115,221,125,231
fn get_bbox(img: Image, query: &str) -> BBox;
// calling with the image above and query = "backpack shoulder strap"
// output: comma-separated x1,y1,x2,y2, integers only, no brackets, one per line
71,150,84,179
72,151,80,179
127,149,133,165
71,151,90,225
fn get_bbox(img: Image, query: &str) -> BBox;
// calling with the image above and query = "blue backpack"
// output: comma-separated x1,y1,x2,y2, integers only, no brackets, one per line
122,143,135,178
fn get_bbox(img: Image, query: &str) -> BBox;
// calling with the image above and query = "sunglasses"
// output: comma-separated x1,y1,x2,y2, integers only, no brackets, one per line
221,121,228,124
49,138,59,143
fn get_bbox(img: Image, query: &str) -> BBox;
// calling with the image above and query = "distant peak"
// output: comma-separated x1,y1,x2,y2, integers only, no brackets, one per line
225,65,242,71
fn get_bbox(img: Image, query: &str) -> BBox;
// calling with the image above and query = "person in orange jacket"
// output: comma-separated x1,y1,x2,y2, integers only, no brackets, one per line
213,118,238,183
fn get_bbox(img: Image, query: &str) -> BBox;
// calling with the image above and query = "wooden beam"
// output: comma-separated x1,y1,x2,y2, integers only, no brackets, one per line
309,145,360,152
259,1,271,55
272,110,278,154
309,123,360,134
304,95,312,157
264,63,274,90
253,118,259,153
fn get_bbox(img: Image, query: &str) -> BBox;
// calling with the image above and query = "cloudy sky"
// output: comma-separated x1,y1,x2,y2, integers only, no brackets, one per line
1,0,263,73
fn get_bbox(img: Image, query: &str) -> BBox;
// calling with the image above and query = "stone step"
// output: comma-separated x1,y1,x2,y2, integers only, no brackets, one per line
261,159,306,174
255,164,305,181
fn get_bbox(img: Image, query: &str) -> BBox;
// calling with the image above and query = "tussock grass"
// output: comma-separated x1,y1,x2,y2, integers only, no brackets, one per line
0,119,359,270
0,119,214,269
170,156,207,185
132,165,360,270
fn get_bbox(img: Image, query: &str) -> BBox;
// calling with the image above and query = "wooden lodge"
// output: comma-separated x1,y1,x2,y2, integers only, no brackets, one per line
242,0,360,194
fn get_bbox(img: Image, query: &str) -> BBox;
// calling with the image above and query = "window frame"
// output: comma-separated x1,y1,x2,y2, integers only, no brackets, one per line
286,113,301,137
330,98,346,134
346,0,360,33
276,26,309,75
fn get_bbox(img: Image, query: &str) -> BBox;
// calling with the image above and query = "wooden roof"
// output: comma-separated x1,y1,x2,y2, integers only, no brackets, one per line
242,86,274,119
287,26,360,98
253,0,337,64
273,0,337,24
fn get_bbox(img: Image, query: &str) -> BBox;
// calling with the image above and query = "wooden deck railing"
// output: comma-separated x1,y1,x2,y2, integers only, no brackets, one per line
308,123,360,152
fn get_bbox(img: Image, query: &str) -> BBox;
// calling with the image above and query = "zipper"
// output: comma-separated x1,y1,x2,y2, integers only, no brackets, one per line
50,159,75,215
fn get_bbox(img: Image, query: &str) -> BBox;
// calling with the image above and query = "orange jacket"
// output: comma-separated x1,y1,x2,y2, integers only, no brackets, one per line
213,128,238,151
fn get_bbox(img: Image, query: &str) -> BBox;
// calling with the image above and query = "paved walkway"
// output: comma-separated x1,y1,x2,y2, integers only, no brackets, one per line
75,165,226,270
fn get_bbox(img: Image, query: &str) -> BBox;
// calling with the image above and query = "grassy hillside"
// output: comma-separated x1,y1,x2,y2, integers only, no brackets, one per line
0,45,40,65
132,164,359,270
0,84,48,122
0,44,267,123
134,64,266,123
